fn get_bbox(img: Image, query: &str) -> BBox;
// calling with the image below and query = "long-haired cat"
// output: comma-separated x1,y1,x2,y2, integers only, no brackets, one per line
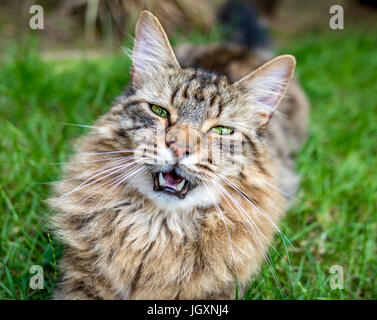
49,9,309,299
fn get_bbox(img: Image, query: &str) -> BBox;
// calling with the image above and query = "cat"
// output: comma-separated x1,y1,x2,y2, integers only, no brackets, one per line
49,9,309,299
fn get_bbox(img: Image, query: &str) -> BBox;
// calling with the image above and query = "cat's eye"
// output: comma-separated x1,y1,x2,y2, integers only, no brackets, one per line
151,104,169,118
211,126,234,135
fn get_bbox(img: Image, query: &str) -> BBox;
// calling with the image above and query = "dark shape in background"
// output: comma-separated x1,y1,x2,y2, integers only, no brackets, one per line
218,0,271,49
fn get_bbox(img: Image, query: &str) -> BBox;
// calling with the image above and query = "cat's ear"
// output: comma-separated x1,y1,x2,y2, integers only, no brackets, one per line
131,10,180,87
233,55,296,126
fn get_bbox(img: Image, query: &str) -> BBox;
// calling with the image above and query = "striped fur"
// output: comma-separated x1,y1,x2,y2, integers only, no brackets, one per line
50,11,310,299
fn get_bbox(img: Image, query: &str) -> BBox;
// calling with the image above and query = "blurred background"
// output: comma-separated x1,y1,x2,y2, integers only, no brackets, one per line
0,0,376,300
1,0,377,53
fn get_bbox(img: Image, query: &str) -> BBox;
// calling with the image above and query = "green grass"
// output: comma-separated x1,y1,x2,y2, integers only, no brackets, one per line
1,28,377,299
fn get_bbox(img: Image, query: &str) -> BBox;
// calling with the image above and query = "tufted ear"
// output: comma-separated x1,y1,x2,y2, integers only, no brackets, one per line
233,54,296,126
131,10,180,88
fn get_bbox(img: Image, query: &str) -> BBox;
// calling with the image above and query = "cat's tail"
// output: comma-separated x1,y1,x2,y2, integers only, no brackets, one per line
217,0,272,50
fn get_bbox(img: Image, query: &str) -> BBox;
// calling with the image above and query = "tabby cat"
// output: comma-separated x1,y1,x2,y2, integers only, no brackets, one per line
49,10,309,299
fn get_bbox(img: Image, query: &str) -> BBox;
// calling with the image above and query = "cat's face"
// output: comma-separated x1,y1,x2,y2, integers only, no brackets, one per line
106,11,295,212
117,68,246,211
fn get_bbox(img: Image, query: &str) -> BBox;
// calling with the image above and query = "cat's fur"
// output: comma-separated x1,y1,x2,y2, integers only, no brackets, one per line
49,11,309,299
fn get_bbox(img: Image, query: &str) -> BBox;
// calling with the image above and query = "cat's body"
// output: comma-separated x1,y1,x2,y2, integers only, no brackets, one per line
50,11,309,300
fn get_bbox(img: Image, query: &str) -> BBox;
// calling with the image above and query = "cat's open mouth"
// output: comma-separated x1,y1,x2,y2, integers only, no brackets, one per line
153,169,193,199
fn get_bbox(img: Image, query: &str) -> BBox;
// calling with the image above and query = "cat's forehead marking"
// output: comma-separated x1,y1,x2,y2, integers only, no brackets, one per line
170,69,229,124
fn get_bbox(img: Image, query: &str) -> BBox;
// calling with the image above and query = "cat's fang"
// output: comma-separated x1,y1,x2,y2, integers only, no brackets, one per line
159,172,165,186
176,179,185,191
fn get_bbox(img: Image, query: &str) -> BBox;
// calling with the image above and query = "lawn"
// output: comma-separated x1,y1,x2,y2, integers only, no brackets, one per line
0,27,376,299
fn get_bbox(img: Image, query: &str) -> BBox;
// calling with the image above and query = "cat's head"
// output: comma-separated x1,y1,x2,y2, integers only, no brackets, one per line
106,11,295,212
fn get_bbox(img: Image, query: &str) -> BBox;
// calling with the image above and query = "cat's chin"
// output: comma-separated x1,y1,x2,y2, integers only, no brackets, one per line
132,170,219,212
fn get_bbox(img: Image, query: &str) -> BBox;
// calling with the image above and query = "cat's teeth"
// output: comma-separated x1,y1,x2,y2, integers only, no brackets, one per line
177,179,185,191
181,183,189,195
159,172,165,186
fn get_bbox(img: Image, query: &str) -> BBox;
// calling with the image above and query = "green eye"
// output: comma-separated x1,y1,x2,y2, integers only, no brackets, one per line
151,104,169,118
211,126,234,135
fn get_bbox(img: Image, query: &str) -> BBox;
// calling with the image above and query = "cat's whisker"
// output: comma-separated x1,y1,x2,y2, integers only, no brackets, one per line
227,183,296,292
60,123,100,129
48,156,134,166
58,158,142,199
85,170,135,214
73,157,151,202
87,164,148,214
200,173,269,254
76,160,146,205
218,174,282,234
220,184,269,243
201,173,286,298
199,173,283,285
61,158,135,188
201,179,240,297
210,177,277,257
85,165,144,212
241,178,301,272
215,174,294,296
223,176,294,248
206,177,286,298
259,177,300,202
218,184,284,276
78,149,137,156
227,179,295,295
45,157,131,185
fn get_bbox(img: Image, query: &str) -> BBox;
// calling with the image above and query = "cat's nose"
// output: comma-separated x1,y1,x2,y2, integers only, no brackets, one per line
166,125,193,160
167,141,191,160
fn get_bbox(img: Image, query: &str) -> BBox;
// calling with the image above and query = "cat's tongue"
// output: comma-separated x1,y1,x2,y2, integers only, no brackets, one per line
163,170,184,188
